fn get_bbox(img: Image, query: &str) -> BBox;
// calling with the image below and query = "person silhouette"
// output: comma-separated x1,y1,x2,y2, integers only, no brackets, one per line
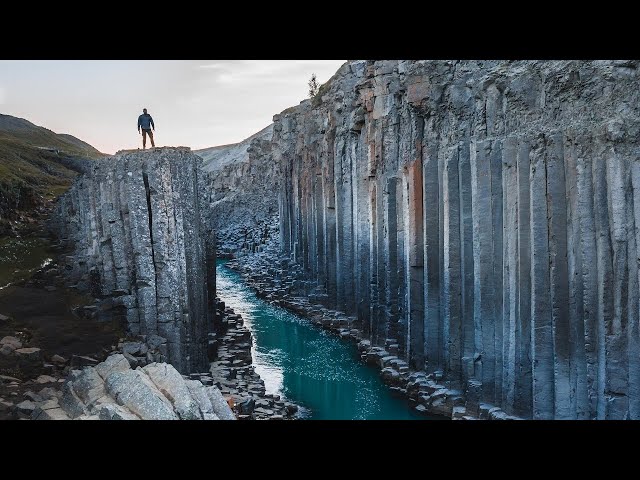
137,108,155,149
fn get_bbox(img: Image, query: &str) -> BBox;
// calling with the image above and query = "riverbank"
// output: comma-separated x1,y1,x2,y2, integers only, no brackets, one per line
210,294,299,419
217,259,426,419
223,236,519,420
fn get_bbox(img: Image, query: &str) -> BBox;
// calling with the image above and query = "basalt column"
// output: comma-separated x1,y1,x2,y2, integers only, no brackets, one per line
274,60,640,419
52,147,213,374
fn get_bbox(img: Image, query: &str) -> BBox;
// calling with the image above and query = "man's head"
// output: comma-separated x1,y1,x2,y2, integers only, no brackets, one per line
143,108,148,114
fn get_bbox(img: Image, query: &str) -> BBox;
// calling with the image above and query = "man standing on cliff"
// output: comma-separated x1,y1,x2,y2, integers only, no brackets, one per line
137,108,155,149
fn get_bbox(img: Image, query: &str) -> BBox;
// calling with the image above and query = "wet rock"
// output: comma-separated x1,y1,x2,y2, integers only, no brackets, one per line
0,313,11,322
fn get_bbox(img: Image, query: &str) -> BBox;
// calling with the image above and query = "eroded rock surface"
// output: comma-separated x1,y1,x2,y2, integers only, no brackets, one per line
50,147,214,374
272,60,640,420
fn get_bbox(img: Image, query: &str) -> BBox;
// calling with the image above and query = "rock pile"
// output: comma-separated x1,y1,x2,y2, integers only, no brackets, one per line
31,353,236,420
210,297,299,420
226,234,519,420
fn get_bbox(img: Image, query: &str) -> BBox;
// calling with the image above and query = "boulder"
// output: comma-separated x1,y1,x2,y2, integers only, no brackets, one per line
24,391,43,403
72,368,106,407
95,353,130,380
35,375,57,384
146,334,166,350
0,344,14,356
15,347,42,362
15,400,36,415
104,369,178,420
51,354,67,365
185,379,219,420
0,336,22,350
141,363,201,420
122,342,147,356
206,385,236,420
123,352,139,369
59,381,88,419
32,407,70,420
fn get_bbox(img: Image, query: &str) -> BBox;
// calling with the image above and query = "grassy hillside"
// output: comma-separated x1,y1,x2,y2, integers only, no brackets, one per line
0,114,104,233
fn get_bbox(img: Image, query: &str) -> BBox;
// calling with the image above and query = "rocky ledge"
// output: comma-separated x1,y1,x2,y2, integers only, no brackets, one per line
225,236,519,420
210,296,299,420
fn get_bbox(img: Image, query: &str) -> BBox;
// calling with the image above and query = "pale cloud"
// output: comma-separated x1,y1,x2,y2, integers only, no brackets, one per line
0,60,346,154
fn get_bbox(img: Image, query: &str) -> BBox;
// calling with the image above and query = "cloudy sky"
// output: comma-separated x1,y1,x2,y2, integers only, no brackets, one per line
0,60,346,154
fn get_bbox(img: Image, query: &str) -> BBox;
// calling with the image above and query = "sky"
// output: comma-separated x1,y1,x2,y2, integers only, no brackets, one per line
0,60,346,154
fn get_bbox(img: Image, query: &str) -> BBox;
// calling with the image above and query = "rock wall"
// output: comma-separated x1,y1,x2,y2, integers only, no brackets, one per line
198,125,278,251
51,148,214,374
274,60,640,419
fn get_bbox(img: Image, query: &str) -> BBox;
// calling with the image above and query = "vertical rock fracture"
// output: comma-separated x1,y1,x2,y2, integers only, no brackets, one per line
51,148,213,374
274,60,640,420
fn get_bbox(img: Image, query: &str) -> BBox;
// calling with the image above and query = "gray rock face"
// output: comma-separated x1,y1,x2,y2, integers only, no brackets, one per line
105,369,178,420
273,60,640,420
51,147,214,374
197,125,277,253
204,381,236,420
42,353,235,420
141,363,201,420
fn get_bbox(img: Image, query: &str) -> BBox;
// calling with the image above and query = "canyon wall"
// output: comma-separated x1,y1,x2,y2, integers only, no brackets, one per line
274,60,640,419
198,125,278,255
51,148,214,374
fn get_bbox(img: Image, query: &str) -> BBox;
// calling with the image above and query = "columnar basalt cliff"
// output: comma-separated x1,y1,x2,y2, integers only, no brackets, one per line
51,148,213,374
198,125,278,254
274,60,640,419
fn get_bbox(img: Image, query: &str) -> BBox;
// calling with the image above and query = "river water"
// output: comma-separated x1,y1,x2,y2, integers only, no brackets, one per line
216,259,426,420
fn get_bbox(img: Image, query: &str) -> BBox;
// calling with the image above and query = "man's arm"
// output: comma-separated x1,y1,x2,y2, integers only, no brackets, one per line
150,116,155,131
137,115,141,133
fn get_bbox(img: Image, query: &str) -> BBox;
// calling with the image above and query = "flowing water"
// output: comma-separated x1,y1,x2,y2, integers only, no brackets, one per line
216,259,429,420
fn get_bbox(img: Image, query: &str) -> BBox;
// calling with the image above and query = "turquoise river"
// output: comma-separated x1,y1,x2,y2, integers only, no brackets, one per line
216,259,430,420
